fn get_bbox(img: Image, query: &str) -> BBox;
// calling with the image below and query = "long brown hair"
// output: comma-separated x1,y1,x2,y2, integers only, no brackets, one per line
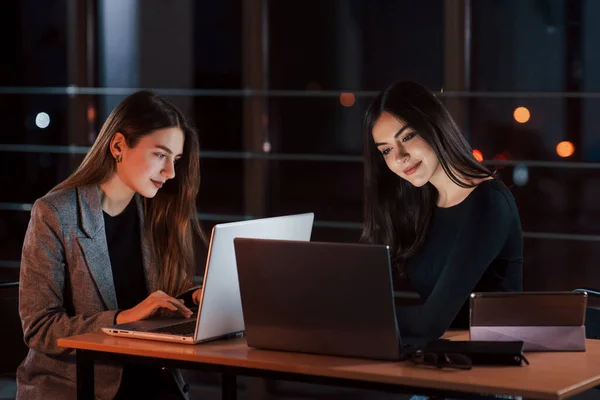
53,90,204,296
361,81,492,277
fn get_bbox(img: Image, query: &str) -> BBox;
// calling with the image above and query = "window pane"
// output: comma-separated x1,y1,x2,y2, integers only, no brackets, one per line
97,0,242,89
472,0,565,92
524,238,600,297
0,1,68,87
495,166,600,236
269,0,443,91
2,152,84,204
268,160,362,223
0,94,242,152
466,97,566,161
0,210,30,266
268,97,368,155
199,159,244,216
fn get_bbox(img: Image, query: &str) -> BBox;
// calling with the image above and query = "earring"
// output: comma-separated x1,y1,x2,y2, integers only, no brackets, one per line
115,154,123,163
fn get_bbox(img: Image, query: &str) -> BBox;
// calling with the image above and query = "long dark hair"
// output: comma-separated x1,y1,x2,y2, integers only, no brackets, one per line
53,90,204,296
361,81,492,277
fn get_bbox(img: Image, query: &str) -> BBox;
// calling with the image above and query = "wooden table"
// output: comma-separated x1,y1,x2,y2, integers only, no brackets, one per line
58,331,600,400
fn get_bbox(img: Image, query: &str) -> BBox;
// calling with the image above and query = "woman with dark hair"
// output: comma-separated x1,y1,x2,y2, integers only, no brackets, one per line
362,81,523,340
17,90,204,399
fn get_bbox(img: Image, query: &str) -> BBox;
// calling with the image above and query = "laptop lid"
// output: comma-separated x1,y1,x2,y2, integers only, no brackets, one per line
194,213,314,343
102,213,314,344
233,238,401,360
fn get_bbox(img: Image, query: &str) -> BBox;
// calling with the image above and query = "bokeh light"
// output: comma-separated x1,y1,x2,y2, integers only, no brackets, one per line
556,141,575,158
513,107,530,123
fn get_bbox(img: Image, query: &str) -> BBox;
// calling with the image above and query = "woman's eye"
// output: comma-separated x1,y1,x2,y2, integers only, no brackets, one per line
156,153,167,159
381,148,392,156
402,132,416,142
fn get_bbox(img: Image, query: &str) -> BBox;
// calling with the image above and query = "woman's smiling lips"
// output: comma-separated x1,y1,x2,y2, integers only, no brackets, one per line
403,161,422,176
151,179,164,189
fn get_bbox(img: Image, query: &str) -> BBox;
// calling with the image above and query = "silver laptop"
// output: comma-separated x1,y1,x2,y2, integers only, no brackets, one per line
102,213,314,344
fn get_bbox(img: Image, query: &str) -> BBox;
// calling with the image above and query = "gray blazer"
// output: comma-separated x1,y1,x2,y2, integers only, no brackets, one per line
17,185,189,400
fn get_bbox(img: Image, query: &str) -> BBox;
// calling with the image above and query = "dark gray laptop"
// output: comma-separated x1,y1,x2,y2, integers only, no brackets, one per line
233,238,404,360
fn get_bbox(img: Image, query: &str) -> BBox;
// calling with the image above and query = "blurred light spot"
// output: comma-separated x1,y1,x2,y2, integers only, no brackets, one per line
87,105,96,122
513,107,530,123
513,163,529,186
262,141,271,153
339,92,355,107
440,88,444,93
35,112,50,128
556,141,575,158
472,149,484,162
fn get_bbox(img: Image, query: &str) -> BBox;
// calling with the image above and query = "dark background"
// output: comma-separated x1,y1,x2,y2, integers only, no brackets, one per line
2,0,600,295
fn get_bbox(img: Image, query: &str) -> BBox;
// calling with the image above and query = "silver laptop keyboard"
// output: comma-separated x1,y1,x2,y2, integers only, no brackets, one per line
148,320,196,337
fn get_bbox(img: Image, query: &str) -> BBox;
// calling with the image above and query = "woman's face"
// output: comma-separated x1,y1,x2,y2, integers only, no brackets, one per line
371,112,441,188
114,127,185,198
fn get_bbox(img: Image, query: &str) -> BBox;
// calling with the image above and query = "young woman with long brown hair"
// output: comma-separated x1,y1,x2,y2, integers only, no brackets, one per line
362,81,523,342
17,90,203,399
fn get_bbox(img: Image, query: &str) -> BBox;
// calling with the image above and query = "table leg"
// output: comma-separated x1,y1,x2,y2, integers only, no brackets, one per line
76,350,94,399
222,373,237,400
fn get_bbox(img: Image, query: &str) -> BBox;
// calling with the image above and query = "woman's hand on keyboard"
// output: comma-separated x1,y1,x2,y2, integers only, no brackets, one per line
116,290,194,324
